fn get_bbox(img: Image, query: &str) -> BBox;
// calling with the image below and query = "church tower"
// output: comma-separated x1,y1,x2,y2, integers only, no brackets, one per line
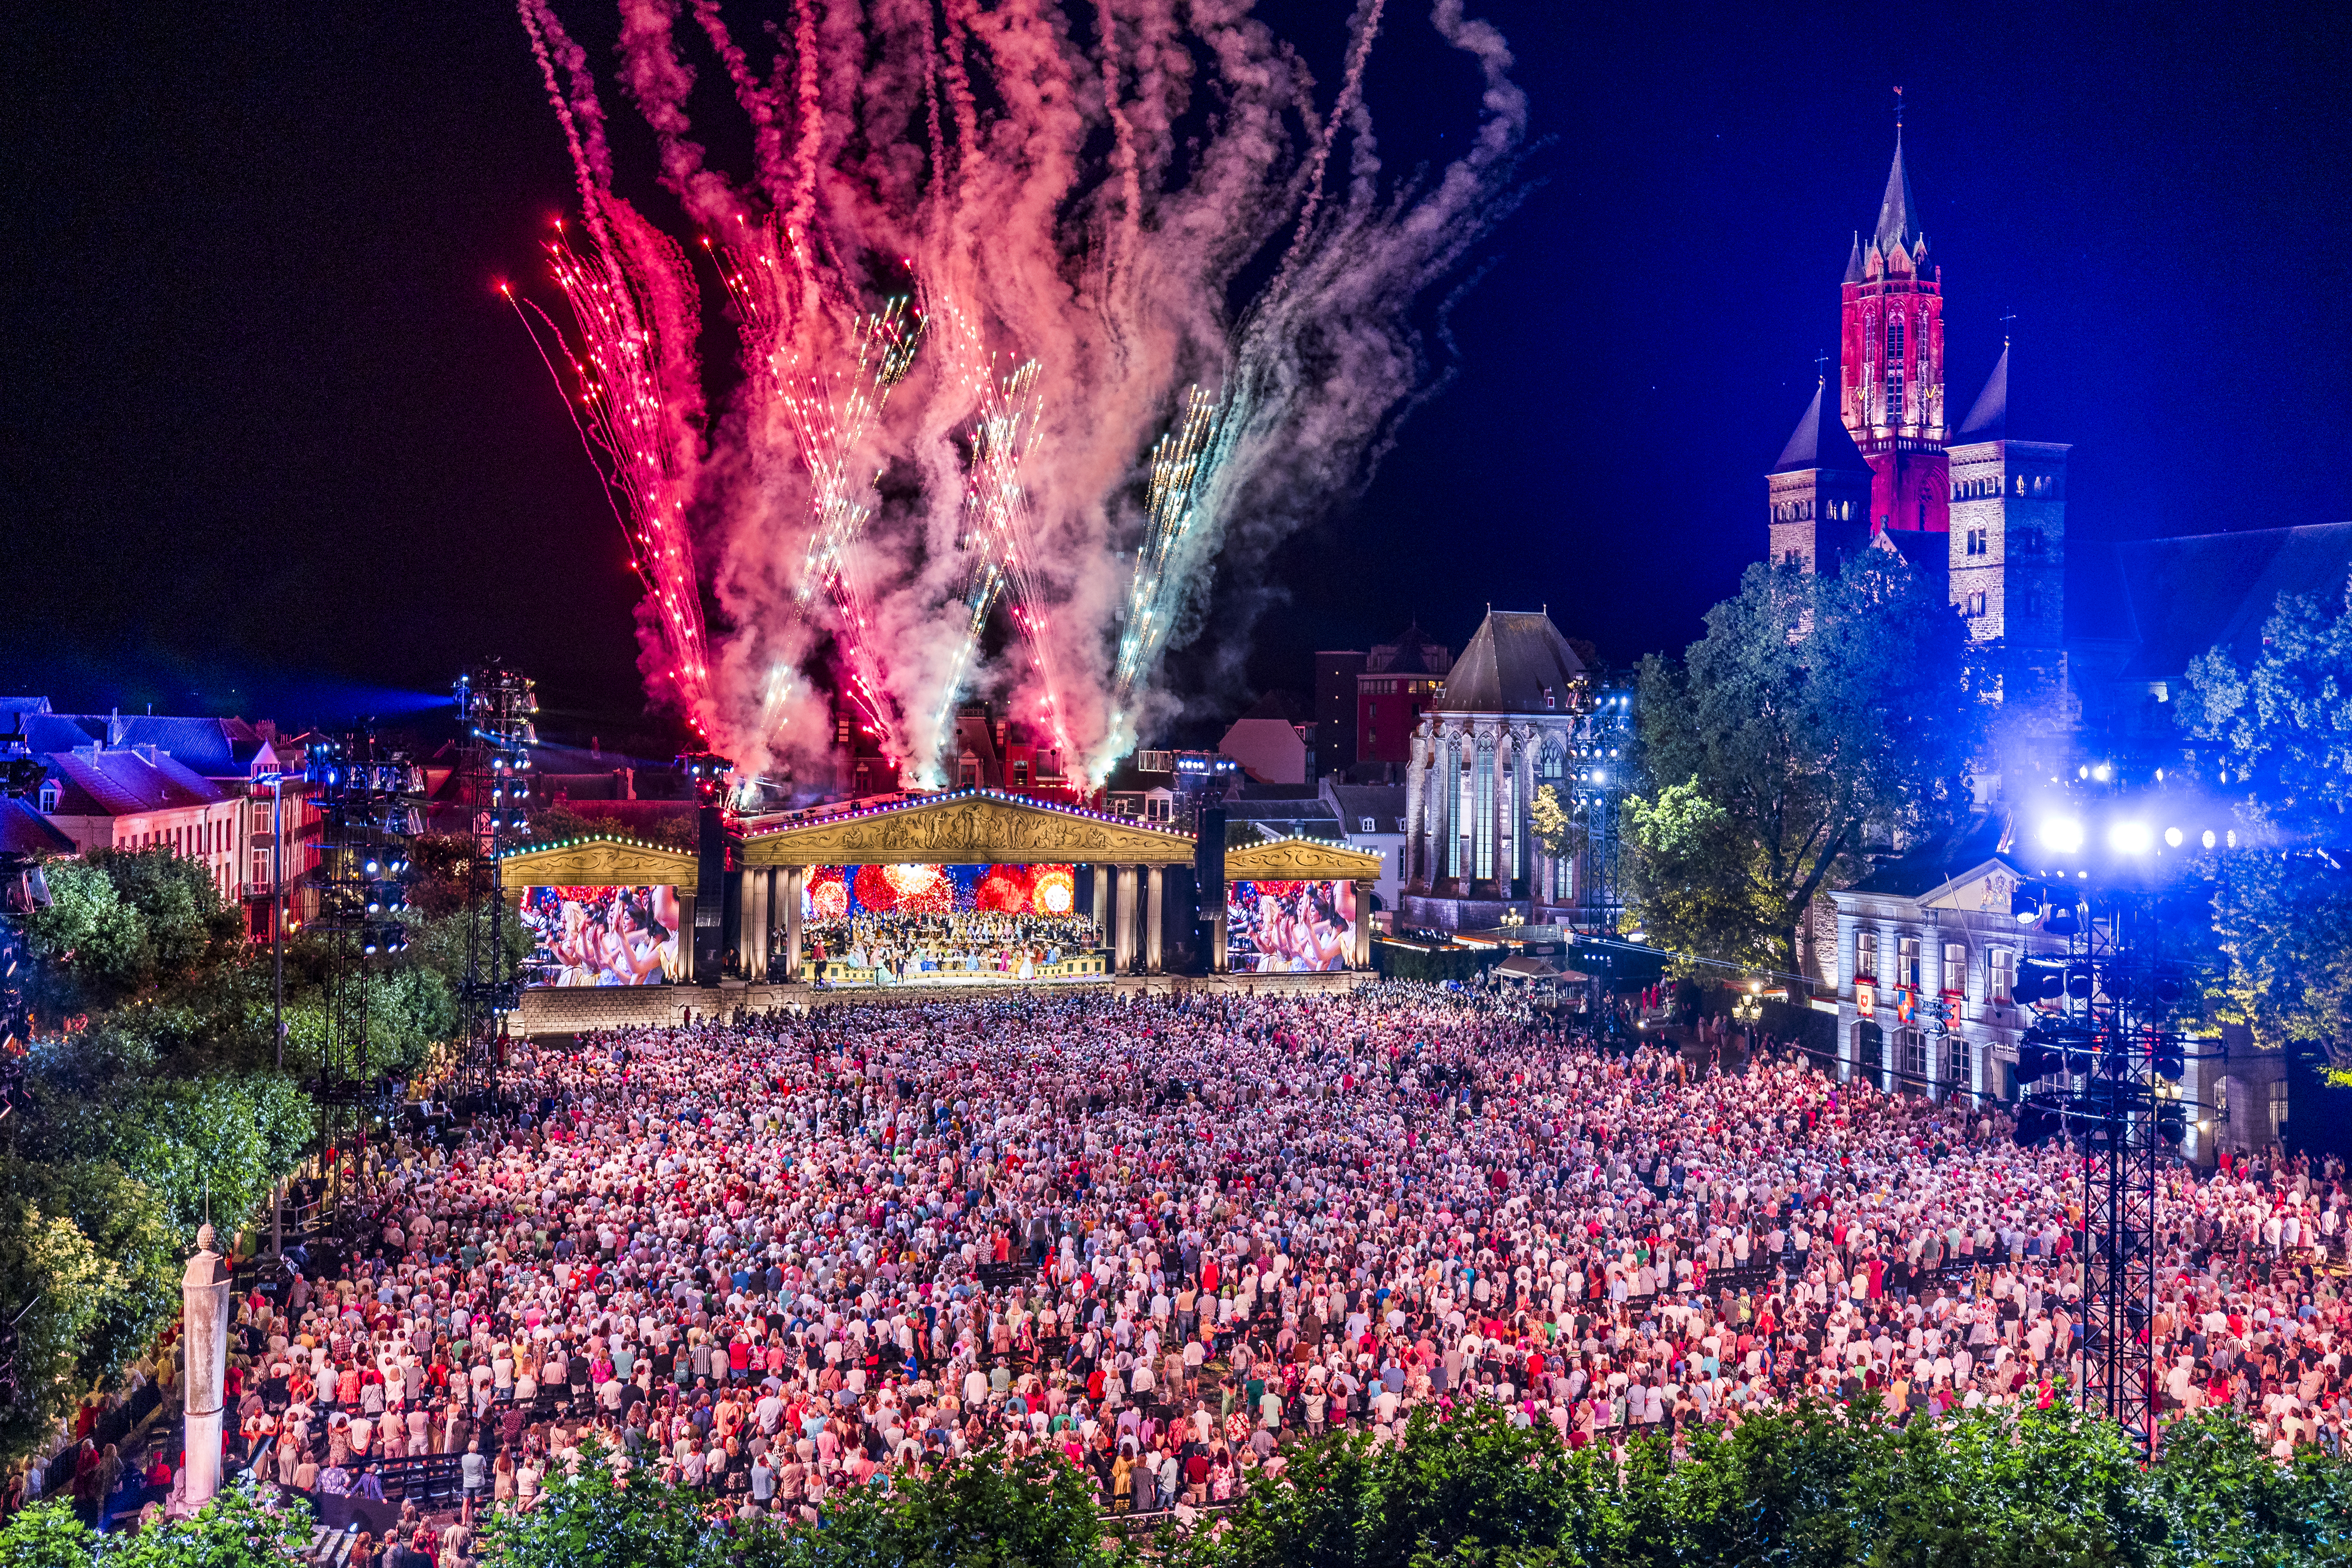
1840,127,1948,536
1765,376,1872,573
1947,339,2071,697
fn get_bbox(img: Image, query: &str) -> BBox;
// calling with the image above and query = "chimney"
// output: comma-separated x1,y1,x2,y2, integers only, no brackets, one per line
108,706,125,746
621,766,636,801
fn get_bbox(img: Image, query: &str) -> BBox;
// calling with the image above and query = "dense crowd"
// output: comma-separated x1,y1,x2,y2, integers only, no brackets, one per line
37,985,2352,1559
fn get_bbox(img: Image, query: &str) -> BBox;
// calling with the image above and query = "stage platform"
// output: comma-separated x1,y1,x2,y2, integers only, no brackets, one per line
512,969,1373,1033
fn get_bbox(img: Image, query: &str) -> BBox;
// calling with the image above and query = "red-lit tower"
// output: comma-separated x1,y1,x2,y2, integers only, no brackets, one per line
1840,125,1947,535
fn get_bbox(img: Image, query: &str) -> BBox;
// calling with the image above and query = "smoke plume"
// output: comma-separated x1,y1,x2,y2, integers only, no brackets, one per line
514,0,1529,790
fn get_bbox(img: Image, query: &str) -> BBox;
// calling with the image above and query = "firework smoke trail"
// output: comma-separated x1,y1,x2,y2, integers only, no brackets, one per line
516,0,1528,786
1111,386,1224,713
938,352,1076,777
518,0,716,731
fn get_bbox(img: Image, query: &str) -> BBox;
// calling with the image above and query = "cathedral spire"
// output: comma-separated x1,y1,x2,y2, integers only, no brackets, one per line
1874,131,1922,255
1844,231,1865,284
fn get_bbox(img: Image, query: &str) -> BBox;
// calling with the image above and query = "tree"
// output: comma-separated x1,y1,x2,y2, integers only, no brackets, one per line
0,1483,312,1567
1529,784,1572,862
1629,552,1985,973
2183,591,2352,1060
22,849,246,1021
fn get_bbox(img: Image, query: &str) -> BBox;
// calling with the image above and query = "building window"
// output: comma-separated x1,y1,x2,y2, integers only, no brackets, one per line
1941,942,1966,994
1988,948,2016,1004
1886,367,1905,420
1887,316,1906,362
1783,549,1803,568
1966,591,1986,617
1011,761,1028,788
1473,743,1495,881
1896,936,1921,989
2270,1080,2290,1137
1945,1034,1970,1097
2215,1076,2229,1120
1361,817,1376,833
1854,930,1878,983
38,780,60,814
1900,1027,1928,1089
1966,527,1987,556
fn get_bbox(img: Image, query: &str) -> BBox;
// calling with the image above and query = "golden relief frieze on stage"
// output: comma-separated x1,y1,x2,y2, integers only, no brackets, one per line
497,837,700,896
744,793,1196,867
1222,836,1384,881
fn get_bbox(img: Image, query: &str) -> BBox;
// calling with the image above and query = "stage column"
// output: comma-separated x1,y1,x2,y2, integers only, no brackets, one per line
1352,879,1373,969
742,870,767,981
784,866,804,983
1145,866,1165,974
1115,866,1139,973
1213,900,1229,972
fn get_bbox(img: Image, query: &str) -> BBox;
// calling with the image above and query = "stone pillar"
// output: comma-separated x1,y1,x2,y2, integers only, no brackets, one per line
1352,880,1373,970
741,870,767,981
179,1224,232,1512
784,867,804,982
1145,866,1165,974
1115,867,1139,973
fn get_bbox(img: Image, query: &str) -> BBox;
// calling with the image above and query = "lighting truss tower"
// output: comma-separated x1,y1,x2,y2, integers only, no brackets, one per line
2010,889,2194,1460
304,729,423,1210
1572,685,1634,936
453,665,538,1092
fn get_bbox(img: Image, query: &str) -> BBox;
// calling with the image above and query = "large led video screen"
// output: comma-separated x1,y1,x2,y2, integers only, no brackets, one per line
520,884,683,987
1226,879,1357,973
801,863,1077,921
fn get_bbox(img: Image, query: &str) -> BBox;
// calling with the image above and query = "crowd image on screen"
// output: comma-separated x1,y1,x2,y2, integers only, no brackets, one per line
1226,881,1355,974
520,887,682,988
152,983,2352,1550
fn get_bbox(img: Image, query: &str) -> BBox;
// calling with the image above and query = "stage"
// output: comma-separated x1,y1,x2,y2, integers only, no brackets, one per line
512,967,1376,1032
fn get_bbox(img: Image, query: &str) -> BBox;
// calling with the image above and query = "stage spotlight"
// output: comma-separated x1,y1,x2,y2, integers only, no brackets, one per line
2202,830,2216,849
2107,820,2153,855
2011,884,2045,925
2164,827,2184,848
2092,763,2113,782
2044,902,2082,937
2039,815,2084,854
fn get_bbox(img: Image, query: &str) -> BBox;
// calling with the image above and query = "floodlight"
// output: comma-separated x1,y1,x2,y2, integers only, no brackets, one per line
2164,827,2183,848
2106,820,2153,855
2201,830,2217,849
2038,816,2084,854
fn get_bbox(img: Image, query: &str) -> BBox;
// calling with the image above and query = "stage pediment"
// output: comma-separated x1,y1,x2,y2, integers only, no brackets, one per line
499,836,700,895
744,790,1196,867
1223,836,1384,881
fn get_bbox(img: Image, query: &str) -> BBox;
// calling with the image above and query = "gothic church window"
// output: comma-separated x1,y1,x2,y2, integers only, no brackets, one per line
1966,592,1986,617
1967,527,1987,556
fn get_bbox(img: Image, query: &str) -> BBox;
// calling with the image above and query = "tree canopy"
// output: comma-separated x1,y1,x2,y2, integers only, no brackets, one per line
1629,552,1985,973
2183,590,2352,1060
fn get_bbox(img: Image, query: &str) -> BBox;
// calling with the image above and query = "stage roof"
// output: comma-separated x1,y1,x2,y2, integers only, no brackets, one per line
498,836,700,894
743,789,1197,868
1223,835,1386,882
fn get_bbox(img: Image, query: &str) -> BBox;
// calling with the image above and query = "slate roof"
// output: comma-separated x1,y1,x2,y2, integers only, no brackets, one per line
42,748,230,819
2106,523,2352,679
1872,134,1923,255
1772,381,1868,474
16,712,270,780
0,798,74,856
1845,814,2012,899
1956,345,2007,441
1327,783,1407,836
1370,623,1446,677
1439,612,1587,715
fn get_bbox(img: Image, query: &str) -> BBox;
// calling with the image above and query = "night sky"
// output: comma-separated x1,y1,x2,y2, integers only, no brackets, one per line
5,2,2347,748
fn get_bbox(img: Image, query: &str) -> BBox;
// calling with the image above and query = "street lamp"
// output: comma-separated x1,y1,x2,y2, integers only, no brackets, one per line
253,768,286,1256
